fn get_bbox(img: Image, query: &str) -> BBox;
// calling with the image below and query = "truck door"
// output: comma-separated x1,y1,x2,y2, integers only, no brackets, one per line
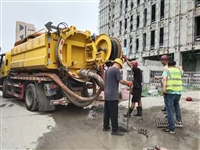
0,53,6,78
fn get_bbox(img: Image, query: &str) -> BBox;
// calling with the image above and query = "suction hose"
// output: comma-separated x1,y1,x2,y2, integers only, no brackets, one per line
33,73,102,103
78,69,104,91
62,79,97,107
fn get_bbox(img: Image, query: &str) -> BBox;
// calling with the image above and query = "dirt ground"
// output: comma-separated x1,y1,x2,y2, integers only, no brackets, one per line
36,96,200,150
1,91,199,150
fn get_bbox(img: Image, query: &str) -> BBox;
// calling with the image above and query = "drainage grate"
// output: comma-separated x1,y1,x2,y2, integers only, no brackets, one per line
155,118,183,128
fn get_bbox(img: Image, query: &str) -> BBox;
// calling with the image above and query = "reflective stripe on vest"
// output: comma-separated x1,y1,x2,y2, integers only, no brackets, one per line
165,68,183,92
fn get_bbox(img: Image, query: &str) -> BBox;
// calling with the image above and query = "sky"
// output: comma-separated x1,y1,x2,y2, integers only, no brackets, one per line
0,0,100,53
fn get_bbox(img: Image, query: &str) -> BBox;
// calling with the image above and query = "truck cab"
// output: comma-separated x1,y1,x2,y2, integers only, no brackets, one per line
0,52,11,91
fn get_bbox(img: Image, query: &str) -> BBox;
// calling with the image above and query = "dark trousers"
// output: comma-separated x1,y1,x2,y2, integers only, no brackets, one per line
103,100,118,132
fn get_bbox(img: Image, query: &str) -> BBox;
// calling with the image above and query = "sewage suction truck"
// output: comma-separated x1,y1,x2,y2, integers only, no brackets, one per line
0,22,122,112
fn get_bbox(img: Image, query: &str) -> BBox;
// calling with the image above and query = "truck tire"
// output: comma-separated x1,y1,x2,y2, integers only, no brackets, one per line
25,83,38,111
35,83,55,112
2,80,10,98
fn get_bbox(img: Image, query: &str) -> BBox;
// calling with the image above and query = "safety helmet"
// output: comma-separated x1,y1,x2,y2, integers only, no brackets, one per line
161,55,169,60
114,58,123,69
186,97,193,102
131,61,138,67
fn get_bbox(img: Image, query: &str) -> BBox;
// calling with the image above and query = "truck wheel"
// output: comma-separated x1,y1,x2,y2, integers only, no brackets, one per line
35,83,55,112
2,80,10,98
25,83,38,111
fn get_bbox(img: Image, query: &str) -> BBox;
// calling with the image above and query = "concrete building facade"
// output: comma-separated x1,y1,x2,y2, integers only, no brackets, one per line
99,0,200,83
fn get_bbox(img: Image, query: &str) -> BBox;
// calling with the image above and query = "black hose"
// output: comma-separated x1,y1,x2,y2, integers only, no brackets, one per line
56,22,69,36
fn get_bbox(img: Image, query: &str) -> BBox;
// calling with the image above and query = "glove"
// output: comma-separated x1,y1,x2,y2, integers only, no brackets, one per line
123,55,128,61
127,81,132,87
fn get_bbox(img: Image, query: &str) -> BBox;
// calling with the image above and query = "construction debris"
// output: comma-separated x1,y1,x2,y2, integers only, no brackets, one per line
137,128,149,137
155,118,184,128
90,105,104,113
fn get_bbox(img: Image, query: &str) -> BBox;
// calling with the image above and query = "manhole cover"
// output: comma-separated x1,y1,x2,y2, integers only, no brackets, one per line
155,118,183,128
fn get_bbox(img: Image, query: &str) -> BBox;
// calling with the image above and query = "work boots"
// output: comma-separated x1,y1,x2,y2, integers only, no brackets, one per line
134,107,143,116
123,108,133,117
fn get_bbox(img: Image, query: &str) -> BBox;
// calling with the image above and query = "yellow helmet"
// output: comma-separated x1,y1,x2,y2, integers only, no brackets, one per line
114,58,123,69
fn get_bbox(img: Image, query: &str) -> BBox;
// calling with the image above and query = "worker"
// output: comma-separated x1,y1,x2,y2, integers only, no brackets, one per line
162,60,183,134
157,55,184,112
123,56,143,117
103,58,132,136
155,54,169,112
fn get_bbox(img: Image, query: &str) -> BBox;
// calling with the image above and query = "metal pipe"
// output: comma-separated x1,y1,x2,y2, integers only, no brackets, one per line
33,73,102,102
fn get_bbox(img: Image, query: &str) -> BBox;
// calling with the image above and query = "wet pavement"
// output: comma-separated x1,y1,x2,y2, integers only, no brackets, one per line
0,91,200,150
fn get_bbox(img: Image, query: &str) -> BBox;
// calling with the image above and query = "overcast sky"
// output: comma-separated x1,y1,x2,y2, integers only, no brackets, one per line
0,0,100,53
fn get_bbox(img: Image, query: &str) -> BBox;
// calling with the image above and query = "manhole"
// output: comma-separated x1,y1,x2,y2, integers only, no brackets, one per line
155,118,183,128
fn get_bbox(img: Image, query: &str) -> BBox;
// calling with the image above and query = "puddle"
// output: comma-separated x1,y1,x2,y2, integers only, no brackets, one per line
8,104,14,107
0,103,7,107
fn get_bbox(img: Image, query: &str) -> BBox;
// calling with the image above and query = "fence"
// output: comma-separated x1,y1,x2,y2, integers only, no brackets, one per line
149,71,200,87
141,71,200,97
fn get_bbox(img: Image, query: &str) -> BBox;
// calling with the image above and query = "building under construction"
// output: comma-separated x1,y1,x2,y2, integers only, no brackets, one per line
99,0,200,85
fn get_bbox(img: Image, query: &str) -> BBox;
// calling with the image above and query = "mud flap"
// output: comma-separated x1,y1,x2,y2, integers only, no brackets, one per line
35,82,55,112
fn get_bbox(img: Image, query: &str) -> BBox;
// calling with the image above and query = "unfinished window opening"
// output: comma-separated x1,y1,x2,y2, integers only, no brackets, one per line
112,33,114,36
143,33,146,50
130,37,132,44
113,5,115,9
124,39,127,47
119,21,122,35
151,4,156,23
125,0,128,8
137,15,140,28
120,1,123,15
144,8,147,26
129,45,133,54
131,2,134,9
127,70,133,81
195,16,200,41
137,0,140,5
125,18,127,30
112,23,114,28
160,0,165,19
151,30,155,49
112,14,115,19
196,0,200,7
136,39,139,52
131,15,133,22
130,24,133,31
159,27,164,47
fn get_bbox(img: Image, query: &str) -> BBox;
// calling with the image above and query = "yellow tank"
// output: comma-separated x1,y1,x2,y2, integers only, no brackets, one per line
10,25,122,81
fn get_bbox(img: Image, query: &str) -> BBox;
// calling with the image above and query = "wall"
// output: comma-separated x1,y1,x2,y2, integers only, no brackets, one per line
99,0,200,73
